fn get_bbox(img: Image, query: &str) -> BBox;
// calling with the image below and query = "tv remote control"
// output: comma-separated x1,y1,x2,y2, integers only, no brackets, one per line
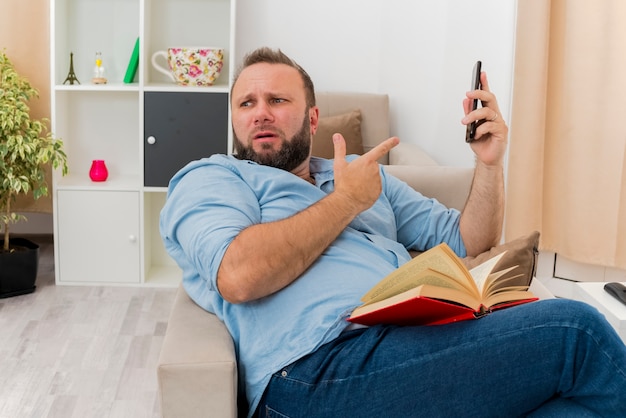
603,282,626,306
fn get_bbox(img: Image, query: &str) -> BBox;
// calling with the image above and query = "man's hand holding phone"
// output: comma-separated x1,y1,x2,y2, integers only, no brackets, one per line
462,61,508,167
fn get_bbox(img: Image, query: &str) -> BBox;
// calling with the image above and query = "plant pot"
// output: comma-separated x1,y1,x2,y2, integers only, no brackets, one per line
0,237,39,298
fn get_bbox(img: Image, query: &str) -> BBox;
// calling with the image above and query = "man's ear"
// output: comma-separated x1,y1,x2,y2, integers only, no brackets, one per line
309,106,320,135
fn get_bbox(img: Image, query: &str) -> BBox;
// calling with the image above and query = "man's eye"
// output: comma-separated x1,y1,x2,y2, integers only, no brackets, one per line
240,101,252,108
272,98,285,104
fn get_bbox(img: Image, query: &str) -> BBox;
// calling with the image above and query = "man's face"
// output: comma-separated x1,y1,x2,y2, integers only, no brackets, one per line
231,63,317,172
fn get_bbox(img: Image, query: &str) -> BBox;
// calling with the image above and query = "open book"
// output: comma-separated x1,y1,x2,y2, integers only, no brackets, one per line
348,243,538,326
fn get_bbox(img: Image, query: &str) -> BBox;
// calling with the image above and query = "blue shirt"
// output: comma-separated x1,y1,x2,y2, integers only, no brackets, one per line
160,154,465,415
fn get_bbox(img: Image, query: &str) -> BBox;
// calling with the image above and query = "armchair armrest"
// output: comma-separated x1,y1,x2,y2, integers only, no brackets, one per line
158,284,238,418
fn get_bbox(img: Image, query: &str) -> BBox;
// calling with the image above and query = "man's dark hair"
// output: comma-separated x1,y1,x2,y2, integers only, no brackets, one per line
231,47,316,108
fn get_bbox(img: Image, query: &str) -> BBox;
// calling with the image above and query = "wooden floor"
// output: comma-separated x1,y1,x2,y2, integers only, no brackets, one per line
0,236,177,418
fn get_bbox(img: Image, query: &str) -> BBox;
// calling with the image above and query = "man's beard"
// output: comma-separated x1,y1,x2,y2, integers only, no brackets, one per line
234,113,311,172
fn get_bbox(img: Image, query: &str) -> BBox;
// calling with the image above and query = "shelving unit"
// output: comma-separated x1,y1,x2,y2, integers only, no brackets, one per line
50,0,236,287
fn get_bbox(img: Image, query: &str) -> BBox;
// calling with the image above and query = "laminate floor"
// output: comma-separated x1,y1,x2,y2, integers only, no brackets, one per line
0,236,177,418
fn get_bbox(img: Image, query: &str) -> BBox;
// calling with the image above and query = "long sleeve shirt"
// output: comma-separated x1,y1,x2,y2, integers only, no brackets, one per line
159,154,465,415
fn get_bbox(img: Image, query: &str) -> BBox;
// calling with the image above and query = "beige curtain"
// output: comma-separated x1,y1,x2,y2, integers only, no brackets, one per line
0,0,53,213
506,0,626,269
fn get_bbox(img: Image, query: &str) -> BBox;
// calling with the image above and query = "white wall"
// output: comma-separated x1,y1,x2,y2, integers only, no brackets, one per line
23,1,516,235
235,0,517,167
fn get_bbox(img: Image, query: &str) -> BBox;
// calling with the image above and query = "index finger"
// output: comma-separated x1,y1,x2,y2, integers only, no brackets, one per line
363,136,400,162
478,72,500,109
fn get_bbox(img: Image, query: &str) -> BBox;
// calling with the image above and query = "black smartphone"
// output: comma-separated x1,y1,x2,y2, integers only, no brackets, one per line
465,60,482,143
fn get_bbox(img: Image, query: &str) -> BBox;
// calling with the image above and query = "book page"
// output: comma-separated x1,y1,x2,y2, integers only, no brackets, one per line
362,268,470,306
481,268,523,297
361,244,472,304
483,289,536,308
469,251,507,293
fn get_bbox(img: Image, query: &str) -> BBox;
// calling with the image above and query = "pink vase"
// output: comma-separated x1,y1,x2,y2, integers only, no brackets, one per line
89,160,108,182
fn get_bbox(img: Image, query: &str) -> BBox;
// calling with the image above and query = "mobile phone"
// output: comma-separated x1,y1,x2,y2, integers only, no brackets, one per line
465,60,482,143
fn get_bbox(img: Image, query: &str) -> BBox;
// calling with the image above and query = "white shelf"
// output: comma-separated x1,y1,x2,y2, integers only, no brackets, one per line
51,0,236,287
142,186,169,193
52,0,140,86
143,83,230,93
54,83,140,92
56,174,141,191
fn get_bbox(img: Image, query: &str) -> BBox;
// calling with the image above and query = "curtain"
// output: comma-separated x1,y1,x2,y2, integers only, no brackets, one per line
506,0,626,269
0,0,53,213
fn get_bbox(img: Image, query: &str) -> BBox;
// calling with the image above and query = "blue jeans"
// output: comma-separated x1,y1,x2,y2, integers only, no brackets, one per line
255,299,626,417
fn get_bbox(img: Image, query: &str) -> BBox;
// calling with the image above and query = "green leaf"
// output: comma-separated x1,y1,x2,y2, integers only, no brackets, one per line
0,50,68,237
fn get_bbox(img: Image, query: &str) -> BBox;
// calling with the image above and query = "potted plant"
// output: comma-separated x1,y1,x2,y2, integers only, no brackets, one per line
0,51,68,298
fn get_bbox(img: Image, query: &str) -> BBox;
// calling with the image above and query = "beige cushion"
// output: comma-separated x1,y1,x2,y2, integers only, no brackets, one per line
315,92,390,163
311,109,364,158
462,231,541,287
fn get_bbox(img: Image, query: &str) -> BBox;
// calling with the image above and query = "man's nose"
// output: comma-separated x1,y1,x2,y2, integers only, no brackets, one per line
253,101,273,124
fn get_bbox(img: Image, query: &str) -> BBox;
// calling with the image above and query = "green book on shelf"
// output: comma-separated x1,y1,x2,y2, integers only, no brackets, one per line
123,37,139,83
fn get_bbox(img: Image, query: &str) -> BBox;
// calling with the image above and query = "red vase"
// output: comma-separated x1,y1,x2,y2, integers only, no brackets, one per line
89,160,108,182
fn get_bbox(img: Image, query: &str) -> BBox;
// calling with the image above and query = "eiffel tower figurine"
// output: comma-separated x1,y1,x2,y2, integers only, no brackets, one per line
63,52,80,85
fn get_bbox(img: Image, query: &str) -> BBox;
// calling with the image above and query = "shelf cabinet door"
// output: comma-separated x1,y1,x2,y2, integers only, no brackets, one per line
144,92,229,187
56,190,141,284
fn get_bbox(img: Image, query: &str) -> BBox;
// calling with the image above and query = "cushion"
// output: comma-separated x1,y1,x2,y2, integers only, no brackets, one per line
462,231,541,287
311,109,363,158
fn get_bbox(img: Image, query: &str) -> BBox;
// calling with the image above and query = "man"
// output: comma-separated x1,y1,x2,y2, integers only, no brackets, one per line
160,47,626,417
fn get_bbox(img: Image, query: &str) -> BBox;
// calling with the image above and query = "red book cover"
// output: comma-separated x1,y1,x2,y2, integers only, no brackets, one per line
347,295,538,326
348,243,539,326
